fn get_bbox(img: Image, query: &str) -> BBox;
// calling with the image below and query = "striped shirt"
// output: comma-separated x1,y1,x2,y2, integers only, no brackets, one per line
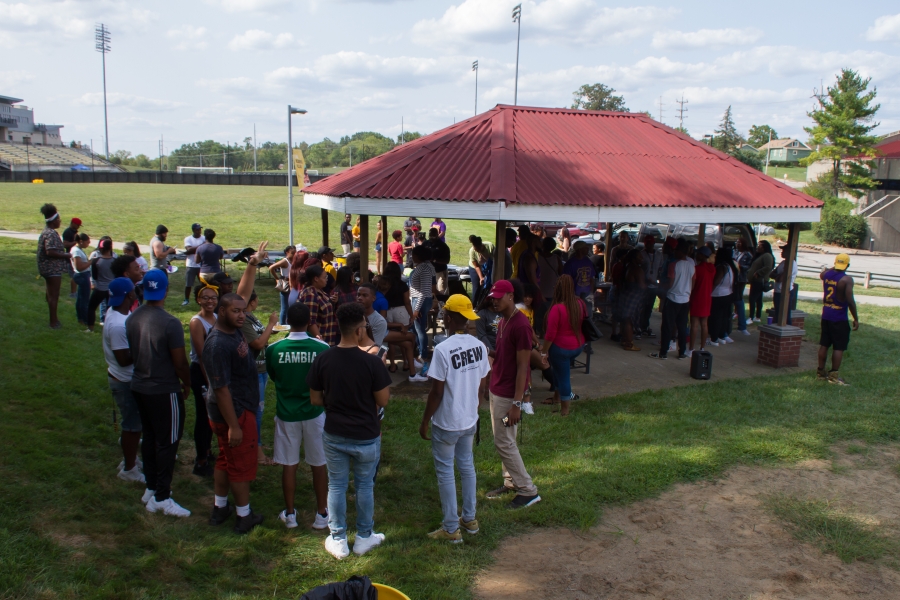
409,261,435,312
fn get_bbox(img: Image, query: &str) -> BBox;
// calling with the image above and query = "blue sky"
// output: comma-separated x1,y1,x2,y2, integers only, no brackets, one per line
3,0,900,157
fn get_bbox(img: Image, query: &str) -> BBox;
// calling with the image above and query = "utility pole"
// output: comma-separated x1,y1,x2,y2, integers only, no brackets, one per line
401,116,404,144
349,145,352,167
764,129,772,175
253,123,257,171
512,4,522,105
158,137,162,174
658,96,665,123
95,24,111,160
675,95,688,130
472,60,479,115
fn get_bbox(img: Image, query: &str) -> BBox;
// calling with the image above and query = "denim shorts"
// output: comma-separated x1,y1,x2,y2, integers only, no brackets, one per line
109,376,142,432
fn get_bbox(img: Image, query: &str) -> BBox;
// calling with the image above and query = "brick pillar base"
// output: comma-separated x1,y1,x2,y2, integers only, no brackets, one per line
757,324,804,368
765,309,807,331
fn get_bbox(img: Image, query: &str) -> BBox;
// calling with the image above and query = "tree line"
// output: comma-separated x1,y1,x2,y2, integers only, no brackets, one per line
110,131,423,172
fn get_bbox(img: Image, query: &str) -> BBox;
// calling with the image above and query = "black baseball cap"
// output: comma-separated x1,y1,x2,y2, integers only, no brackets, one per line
191,223,202,230
318,246,335,255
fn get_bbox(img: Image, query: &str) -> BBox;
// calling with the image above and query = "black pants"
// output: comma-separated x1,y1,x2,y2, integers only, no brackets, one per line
87,289,109,328
748,282,765,320
639,288,658,332
190,362,213,462
709,294,734,341
133,390,185,501
659,299,689,357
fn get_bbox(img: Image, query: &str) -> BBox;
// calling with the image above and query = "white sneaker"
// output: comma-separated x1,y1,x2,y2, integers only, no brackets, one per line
722,336,735,344
353,532,385,556
141,489,155,504
414,359,424,369
522,401,535,415
325,535,350,559
746,318,754,326
279,510,298,529
740,329,751,336
706,338,719,347
752,318,761,323
117,466,146,483
312,511,329,530
146,496,191,517
118,457,143,472
684,349,693,358
408,374,428,383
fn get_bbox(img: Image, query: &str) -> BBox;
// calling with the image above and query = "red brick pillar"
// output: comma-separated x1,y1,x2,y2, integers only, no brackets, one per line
790,310,806,331
757,324,804,368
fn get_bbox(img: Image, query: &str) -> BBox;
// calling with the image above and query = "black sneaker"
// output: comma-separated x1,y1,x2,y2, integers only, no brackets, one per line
193,460,214,477
508,494,541,509
645,328,656,338
648,352,667,360
209,503,232,526
234,511,264,534
677,354,688,360
610,334,622,342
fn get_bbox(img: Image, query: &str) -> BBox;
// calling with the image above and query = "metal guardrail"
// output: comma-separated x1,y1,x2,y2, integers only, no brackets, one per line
797,264,900,287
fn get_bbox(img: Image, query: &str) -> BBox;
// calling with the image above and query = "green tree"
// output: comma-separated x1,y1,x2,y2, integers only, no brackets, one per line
713,106,741,154
397,131,422,144
674,125,689,135
733,147,763,171
571,83,629,112
801,68,881,198
747,124,778,148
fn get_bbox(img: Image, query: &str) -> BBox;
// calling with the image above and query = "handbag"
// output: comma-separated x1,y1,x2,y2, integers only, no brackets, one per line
275,277,290,293
579,299,603,343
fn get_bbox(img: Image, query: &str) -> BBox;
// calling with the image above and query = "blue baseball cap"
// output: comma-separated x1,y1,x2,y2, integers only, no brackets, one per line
107,277,135,307
142,268,169,301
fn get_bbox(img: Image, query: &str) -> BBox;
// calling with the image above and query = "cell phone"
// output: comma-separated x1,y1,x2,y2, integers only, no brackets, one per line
502,413,511,427
377,343,389,358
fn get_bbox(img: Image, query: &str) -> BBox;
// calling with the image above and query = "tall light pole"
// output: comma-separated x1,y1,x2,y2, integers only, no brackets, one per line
512,4,522,105
95,24,111,160
472,60,479,115
287,105,307,246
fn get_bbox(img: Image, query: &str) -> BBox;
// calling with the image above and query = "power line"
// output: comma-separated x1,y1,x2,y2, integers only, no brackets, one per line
675,95,688,130
657,96,665,123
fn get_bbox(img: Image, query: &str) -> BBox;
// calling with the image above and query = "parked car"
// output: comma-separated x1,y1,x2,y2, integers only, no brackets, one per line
573,222,757,251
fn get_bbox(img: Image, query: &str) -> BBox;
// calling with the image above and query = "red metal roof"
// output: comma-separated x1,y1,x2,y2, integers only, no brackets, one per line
875,139,900,159
305,105,822,210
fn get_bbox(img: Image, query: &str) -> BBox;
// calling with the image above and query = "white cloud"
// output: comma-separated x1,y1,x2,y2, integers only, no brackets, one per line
76,93,186,112
652,28,763,50
866,13,900,42
0,1,155,47
0,70,36,88
411,0,677,47
167,26,207,51
228,30,301,51
205,0,289,13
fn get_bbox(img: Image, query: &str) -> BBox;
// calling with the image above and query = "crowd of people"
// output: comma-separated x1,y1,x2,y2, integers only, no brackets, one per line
34,203,860,557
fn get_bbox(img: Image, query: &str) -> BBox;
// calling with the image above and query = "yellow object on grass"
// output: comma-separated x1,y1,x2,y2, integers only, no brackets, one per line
32,179,44,184
372,583,411,600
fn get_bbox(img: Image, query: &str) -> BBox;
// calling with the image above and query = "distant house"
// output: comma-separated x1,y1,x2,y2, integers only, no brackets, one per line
737,142,758,153
758,138,812,163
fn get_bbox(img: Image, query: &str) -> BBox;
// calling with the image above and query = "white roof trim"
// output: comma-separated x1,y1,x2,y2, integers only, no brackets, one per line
303,193,820,223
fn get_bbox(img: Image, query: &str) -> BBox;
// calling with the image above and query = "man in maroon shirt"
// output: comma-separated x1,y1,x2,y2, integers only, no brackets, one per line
483,280,541,509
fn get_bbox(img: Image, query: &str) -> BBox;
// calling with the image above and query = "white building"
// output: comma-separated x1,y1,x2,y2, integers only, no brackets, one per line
0,95,64,146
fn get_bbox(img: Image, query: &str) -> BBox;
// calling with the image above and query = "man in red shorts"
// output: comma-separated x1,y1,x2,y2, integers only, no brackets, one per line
203,292,264,534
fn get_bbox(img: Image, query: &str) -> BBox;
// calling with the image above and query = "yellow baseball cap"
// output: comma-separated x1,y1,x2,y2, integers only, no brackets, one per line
443,294,479,321
834,253,850,271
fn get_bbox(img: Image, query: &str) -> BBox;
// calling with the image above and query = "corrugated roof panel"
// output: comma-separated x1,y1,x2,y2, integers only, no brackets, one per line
303,104,822,210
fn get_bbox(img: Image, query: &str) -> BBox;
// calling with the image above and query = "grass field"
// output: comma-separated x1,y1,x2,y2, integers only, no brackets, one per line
2,231,900,598
764,165,807,182
795,276,900,299
0,183,494,262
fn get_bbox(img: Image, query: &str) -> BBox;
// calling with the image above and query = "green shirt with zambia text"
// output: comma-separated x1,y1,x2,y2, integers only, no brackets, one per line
265,332,329,422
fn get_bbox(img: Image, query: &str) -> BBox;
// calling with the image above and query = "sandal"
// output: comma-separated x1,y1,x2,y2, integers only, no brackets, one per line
387,363,398,373
541,397,559,405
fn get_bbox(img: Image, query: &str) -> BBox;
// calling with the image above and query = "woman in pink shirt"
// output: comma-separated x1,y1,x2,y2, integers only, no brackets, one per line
540,275,584,416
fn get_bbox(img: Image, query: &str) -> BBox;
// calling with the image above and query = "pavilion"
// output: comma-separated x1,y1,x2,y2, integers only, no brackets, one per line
303,105,822,367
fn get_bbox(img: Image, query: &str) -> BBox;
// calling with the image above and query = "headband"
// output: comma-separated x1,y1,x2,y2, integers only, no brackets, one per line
199,283,219,295
45,213,59,223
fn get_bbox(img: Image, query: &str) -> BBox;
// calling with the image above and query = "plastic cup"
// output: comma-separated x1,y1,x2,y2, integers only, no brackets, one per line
767,316,773,325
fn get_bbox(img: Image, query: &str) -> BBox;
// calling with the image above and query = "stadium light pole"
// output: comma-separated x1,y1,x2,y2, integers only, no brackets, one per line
512,4,521,105
287,105,307,246
472,60,479,115
95,24,111,160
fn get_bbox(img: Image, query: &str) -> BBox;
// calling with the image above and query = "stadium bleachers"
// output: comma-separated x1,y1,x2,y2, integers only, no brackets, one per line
0,143,121,171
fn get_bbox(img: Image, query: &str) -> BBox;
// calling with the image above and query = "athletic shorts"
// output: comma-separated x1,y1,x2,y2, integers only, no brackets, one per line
210,410,258,482
272,413,326,467
109,375,142,432
820,319,851,352
386,306,410,327
185,266,201,288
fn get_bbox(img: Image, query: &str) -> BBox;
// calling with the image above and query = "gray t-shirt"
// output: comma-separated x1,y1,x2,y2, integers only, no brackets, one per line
203,328,259,423
366,310,388,346
90,253,117,291
196,242,224,274
126,305,185,395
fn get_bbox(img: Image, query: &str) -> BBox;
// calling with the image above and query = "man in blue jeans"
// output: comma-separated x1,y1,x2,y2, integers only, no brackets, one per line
420,294,490,543
307,302,392,559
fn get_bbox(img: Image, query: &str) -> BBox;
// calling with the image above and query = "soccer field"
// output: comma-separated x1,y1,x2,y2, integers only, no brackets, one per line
0,182,495,261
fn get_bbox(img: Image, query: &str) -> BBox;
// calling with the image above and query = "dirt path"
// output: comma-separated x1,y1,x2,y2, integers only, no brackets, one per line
475,443,900,599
